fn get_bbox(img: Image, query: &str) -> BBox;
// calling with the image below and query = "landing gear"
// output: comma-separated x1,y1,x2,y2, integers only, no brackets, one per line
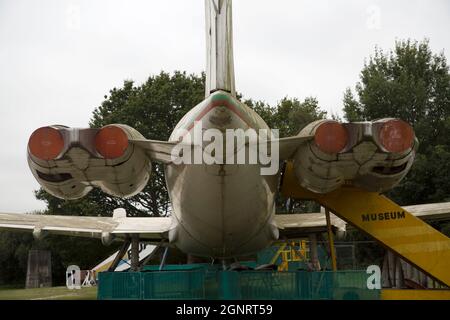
107,237,168,272
107,235,140,272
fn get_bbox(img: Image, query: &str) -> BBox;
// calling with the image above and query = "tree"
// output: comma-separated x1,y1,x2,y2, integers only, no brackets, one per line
244,96,327,138
273,97,326,137
0,232,32,286
342,88,363,122
343,39,450,205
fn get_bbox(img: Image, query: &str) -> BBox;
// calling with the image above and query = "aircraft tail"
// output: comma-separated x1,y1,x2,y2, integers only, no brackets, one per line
205,0,236,98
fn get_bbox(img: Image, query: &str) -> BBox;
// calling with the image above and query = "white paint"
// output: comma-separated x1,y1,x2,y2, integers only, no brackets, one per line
367,264,381,290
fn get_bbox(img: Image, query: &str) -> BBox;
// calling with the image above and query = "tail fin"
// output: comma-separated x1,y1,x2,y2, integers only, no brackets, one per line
205,0,236,98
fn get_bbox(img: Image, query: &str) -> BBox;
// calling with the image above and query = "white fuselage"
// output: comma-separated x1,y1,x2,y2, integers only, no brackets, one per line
165,91,279,258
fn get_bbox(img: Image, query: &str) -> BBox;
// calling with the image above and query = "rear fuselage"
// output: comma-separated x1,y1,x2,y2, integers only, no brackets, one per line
165,91,279,258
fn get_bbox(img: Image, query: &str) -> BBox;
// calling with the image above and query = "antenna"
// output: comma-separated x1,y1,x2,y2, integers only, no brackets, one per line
205,0,236,98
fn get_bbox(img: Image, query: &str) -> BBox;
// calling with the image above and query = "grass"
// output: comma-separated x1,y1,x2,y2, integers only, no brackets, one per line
0,286,97,300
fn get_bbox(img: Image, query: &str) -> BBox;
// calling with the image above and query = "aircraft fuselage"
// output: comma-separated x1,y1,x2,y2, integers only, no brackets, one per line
165,91,279,258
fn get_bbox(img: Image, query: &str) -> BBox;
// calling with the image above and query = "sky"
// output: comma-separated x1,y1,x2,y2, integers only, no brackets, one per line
0,0,449,213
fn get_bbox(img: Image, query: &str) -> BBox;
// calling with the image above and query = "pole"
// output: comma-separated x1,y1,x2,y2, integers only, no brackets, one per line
130,235,140,272
325,208,337,271
308,233,320,271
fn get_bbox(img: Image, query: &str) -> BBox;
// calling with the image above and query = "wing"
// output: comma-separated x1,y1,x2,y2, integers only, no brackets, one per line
403,202,450,221
274,212,346,239
131,135,313,164
129,139,181,164
0,212,172,242
276,135,313,160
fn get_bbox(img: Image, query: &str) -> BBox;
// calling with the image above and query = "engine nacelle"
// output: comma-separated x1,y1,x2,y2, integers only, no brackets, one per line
27,124,151,199
293,118,418,194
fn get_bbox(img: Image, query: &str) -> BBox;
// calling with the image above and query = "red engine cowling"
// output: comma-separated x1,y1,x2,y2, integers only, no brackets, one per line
293,118,418,193
27,124,151,199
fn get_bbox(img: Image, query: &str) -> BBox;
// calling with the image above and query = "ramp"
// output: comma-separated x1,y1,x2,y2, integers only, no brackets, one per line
92,243,158,272
280,162,450,287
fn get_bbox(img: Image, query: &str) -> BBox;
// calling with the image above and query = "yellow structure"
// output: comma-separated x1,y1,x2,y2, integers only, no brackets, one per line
281,162,450,288
270,240,309,271
381,289,450,300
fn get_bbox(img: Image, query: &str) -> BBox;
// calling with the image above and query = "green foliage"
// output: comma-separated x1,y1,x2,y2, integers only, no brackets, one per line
90,71,205,139
275,97,326,137
35,188,117,217
244,96,326,137
0,231,117,286
0,232,32,286
343,88,363,122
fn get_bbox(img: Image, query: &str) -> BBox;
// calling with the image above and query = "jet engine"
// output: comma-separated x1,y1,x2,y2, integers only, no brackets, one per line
27,124,151,199
293,118,418,194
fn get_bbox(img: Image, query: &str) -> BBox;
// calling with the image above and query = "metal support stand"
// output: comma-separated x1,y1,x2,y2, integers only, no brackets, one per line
308,233,321,271
108,239,131,272
139,241,165,269
159,246,169,271
325,209,337,271
130,235,140,272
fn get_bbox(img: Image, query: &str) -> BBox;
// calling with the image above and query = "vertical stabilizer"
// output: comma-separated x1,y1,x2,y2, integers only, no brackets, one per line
205,0,236,97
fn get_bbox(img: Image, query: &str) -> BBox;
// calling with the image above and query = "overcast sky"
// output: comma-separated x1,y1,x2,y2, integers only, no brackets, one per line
0,0,449,213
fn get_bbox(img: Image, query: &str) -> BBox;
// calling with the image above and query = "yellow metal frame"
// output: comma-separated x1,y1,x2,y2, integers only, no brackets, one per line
281,161,450,287
381,289,450,300
270,240,309,271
